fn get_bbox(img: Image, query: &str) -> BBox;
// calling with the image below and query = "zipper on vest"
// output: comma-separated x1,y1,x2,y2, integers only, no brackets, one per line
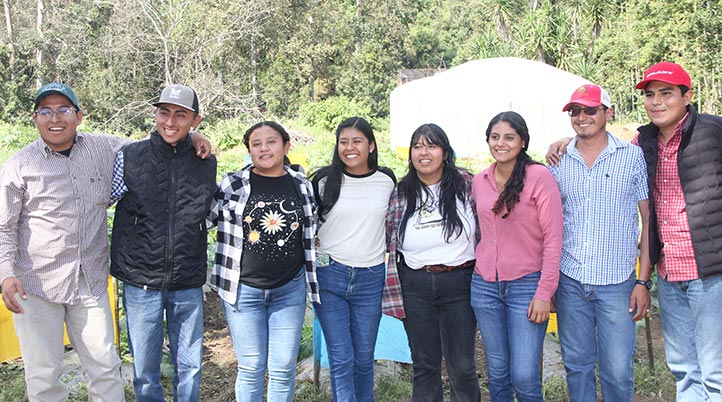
163,157,178,290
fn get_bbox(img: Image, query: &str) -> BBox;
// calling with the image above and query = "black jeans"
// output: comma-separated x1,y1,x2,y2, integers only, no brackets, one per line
399,260,481,402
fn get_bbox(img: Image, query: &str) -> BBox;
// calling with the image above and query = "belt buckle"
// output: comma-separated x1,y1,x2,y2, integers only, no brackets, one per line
424,264,447,273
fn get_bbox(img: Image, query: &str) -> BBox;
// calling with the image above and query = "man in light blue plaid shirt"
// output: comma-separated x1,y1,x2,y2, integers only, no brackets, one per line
549,84,652,402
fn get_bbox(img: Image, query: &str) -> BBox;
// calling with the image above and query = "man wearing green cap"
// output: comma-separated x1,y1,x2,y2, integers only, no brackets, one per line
0,83,211,401
0,82,126,401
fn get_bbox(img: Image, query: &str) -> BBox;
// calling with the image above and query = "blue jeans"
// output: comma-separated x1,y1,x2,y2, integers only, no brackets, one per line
470,272,547,402
555,272,636,402
313,258,385,402
223,267,307,402
123,284,204,402
398,261,480,402
658,273,722,402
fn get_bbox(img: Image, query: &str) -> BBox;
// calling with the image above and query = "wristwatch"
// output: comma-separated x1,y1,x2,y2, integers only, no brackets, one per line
635,279,652,290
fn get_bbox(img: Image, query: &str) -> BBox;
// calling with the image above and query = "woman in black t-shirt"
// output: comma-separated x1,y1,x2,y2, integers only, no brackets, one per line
210,121,318,402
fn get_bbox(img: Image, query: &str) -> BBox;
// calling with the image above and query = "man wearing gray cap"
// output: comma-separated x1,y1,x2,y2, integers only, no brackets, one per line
110,84,217,401
0,82,212,402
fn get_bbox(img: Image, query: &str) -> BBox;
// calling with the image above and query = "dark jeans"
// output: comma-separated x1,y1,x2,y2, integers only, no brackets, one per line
399,260,481,402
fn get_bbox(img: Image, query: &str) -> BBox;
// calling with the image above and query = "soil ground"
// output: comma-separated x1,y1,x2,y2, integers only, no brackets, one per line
7,288,671,401
197,291,237,401
197,292,673,402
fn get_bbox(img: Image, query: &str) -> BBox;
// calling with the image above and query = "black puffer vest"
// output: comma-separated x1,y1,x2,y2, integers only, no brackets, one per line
637,105,722,279
111,132,217,290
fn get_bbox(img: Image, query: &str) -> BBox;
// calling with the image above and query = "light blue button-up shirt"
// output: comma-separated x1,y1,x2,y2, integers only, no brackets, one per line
549,133,648,285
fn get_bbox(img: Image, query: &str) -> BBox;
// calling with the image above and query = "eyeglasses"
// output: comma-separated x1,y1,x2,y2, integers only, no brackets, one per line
568,106,603,117
34,106,77,121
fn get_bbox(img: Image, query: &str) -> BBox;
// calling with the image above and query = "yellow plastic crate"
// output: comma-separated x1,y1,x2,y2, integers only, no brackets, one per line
547,313,558,333
287,151,308,169
0,276,118,362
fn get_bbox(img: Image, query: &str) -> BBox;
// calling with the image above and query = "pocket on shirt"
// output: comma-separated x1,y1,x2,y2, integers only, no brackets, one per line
88,175,110,205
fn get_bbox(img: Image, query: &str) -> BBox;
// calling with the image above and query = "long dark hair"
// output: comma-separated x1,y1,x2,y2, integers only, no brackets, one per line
311,117,378,221
486,111,540,218
398,123,470,244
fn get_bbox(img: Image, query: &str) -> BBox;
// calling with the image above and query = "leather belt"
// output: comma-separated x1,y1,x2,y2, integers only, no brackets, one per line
422,259,476,273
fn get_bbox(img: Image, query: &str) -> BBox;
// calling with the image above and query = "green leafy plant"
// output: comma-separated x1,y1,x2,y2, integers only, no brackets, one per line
296,97,373,133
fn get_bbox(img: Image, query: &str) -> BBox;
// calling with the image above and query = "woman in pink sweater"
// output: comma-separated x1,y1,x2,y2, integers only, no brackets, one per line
471,111,563,402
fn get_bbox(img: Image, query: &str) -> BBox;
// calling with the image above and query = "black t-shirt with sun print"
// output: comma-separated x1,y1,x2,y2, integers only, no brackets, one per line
239,171,305,289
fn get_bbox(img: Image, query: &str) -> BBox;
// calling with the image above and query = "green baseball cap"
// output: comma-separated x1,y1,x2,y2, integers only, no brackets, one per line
34,82,81,111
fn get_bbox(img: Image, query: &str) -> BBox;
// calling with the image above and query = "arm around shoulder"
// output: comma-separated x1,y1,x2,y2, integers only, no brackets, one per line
545,137,573,166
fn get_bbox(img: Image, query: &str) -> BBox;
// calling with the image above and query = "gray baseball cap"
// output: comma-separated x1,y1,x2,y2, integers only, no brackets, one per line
152,84,199,113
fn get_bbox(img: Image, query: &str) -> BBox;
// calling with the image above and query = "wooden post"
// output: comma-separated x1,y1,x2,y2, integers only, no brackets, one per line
114,278,121,358
645,314,654,373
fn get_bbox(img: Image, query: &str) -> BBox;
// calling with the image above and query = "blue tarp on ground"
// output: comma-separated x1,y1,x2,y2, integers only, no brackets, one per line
313,313,412,368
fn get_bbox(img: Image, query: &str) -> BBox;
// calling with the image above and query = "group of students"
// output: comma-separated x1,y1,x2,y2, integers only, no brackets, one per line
1,58,720,402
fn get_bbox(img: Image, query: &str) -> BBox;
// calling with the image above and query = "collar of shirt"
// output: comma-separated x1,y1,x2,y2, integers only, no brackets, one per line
480,163,494,182
658,111,690,149
567,132,628,166
36,132,82,157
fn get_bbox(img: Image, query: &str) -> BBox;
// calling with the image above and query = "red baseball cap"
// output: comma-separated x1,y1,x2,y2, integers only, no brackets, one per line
562,84,611,112
635,61,691,90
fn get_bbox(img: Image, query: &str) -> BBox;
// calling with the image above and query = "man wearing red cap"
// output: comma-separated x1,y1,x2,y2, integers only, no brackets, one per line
549,84,651,402
635,61,722,401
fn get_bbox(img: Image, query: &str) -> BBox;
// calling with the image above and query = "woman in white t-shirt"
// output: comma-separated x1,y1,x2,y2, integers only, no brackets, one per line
311,117,396,402
383,123,481,402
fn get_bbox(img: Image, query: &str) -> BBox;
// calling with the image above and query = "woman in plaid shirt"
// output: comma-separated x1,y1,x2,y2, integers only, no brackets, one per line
208,121,318,402
383,123,481,402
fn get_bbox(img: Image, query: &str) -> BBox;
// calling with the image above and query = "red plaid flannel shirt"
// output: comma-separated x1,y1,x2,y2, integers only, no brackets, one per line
633,113,698,281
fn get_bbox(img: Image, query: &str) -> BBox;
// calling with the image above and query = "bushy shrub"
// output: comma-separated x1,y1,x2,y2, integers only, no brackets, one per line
294,130,336,173
205,116,256,151
216,148,250,178
377,146,408,178
296,96,373,132
0,122,37,149
0,122,38,164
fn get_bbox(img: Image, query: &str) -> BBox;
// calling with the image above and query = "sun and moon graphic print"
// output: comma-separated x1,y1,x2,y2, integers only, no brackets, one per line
240,172,305,288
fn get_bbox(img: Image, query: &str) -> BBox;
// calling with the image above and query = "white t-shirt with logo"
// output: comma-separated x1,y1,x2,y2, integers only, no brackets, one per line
399,183,476,269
